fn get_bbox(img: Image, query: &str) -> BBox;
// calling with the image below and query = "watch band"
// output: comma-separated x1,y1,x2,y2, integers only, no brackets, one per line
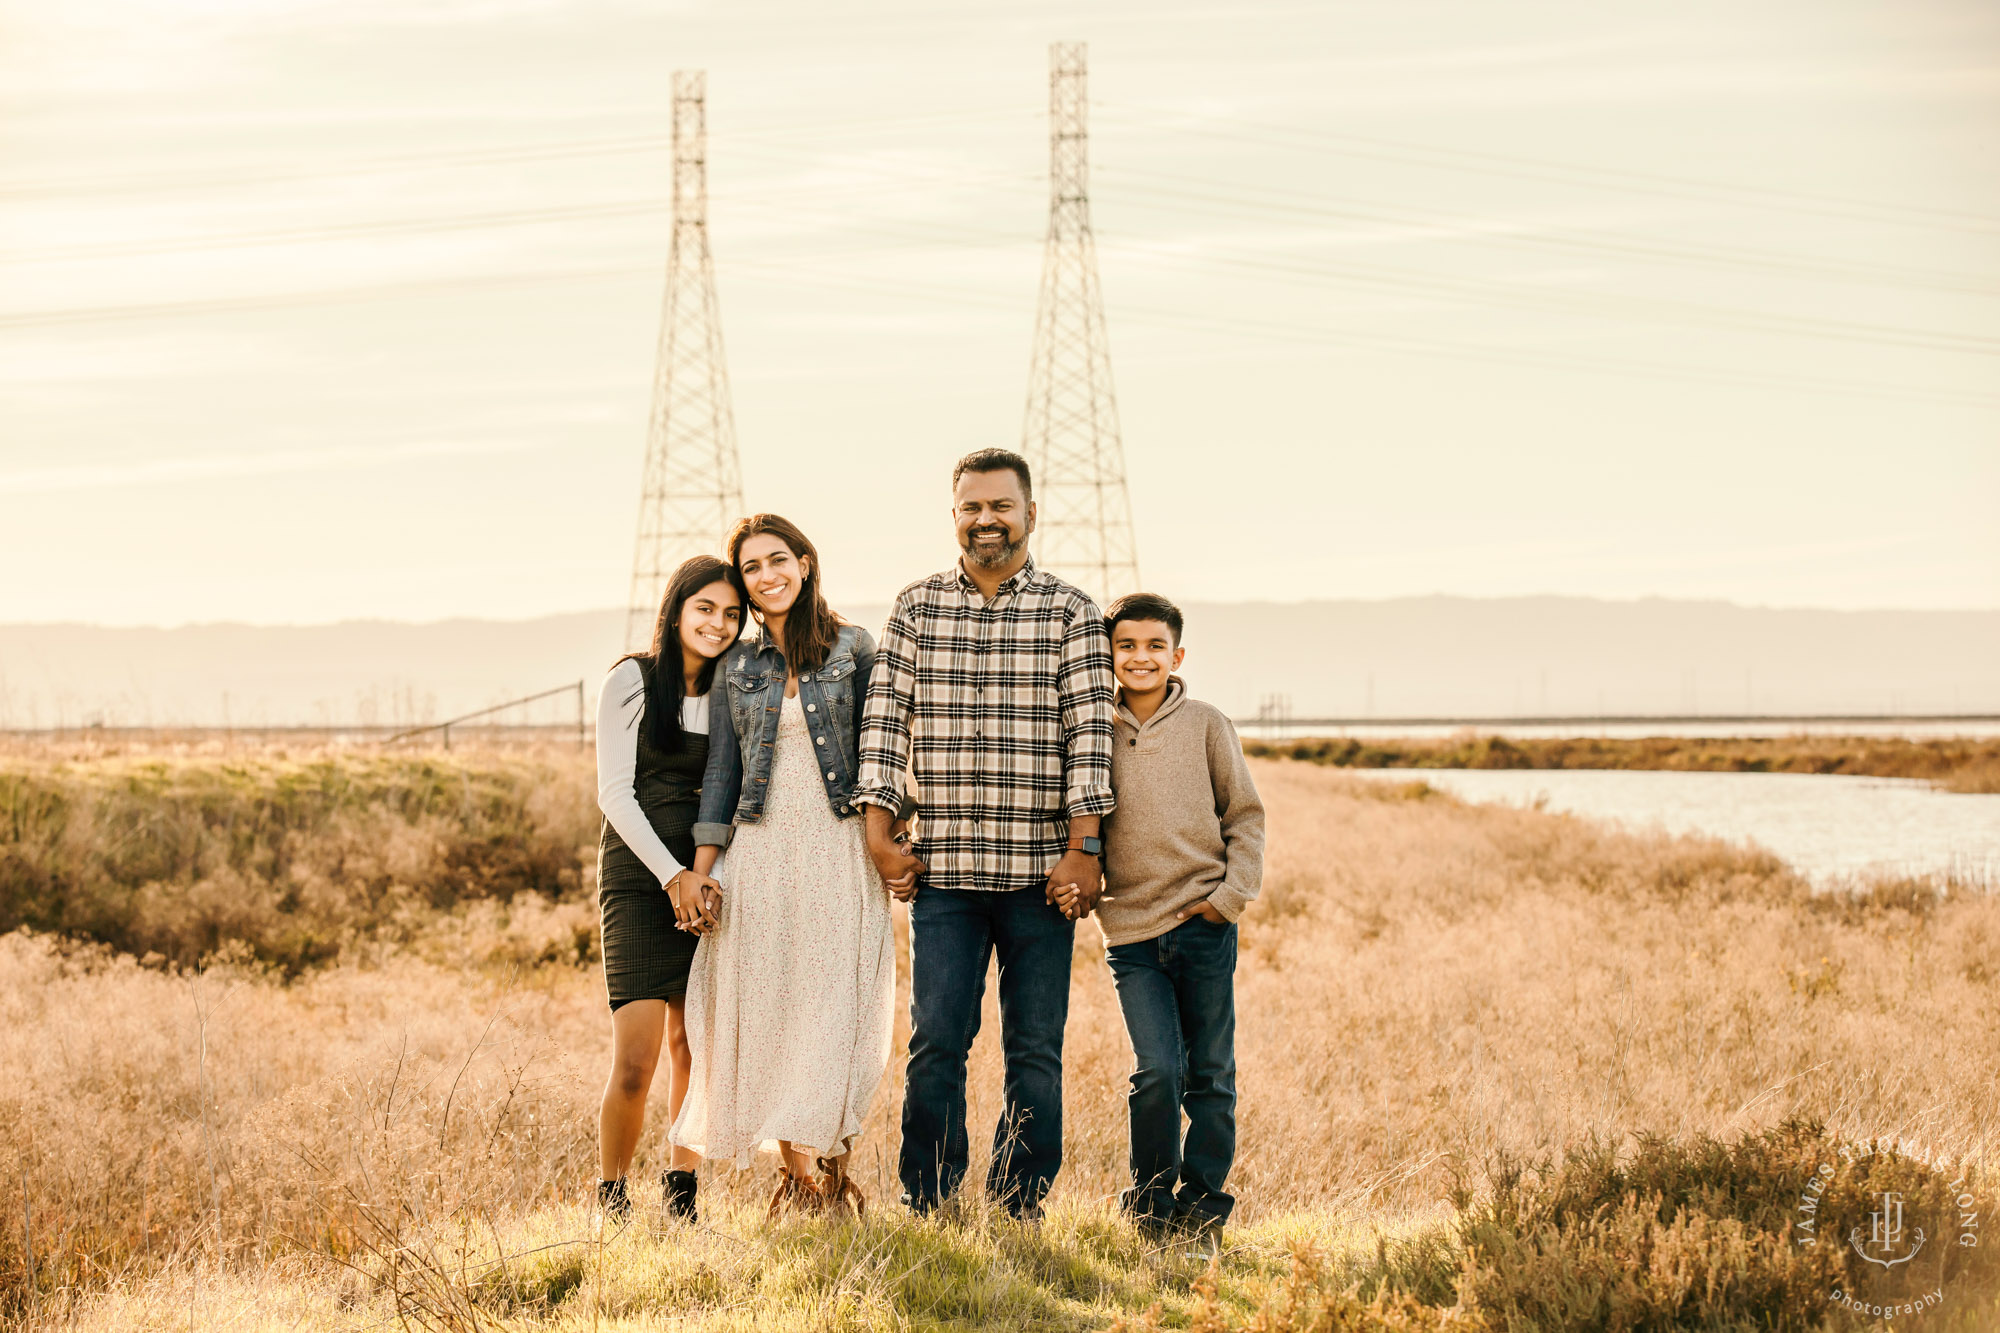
1067,835,1103,856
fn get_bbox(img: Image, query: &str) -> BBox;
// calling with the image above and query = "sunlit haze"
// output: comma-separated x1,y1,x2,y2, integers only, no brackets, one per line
3,0,1996,625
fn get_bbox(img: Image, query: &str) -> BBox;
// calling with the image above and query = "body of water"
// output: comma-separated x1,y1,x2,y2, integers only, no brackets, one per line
1348,767,2000,887
1239,719,2000,741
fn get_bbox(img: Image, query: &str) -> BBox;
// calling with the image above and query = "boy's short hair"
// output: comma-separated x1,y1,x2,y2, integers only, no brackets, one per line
951,448,1033,504
1105,592,1184,646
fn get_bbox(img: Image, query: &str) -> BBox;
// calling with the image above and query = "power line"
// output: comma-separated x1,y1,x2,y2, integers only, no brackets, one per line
717,144,2000,354
717,188,2000,360
10,188,1997,363
0,242,1991,411
5,175,1996,405
1097,102,2000,235
9,113,1993,366
716,259,2000,411
0,263,653,330
0,166,1036,265
0,107,1037,202
1095,232,2000,357
1098,167,2000,299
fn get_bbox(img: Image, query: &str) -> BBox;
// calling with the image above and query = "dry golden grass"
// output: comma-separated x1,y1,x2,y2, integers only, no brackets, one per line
2,751,1997,1328
1247,732,2000,792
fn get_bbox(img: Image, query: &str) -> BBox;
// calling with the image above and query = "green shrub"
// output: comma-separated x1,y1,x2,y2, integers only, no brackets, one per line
1117,1120,1999,1332
0,751,598,971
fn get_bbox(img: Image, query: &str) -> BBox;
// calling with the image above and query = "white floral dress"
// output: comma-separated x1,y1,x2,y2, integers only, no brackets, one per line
671,692,896,1166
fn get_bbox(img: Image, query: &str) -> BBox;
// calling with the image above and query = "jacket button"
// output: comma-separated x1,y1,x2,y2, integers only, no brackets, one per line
816,736,826,745
802,673,811,682
826,771,837,780
806,703,816,713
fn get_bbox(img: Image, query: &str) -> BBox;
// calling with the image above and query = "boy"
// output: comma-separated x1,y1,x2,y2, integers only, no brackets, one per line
1090,592,1265,1253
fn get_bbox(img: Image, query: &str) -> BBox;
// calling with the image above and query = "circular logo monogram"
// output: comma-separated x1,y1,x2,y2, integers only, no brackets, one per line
1793,1134,1985,1322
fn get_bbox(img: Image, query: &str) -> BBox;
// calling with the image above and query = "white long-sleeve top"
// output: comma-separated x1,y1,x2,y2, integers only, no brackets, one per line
595,657,710,886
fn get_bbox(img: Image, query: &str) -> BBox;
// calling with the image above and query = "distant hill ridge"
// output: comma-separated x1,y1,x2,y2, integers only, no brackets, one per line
2,597,1995,728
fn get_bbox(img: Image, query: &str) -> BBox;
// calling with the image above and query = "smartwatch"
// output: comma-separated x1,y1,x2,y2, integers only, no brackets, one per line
1068,835,1103,857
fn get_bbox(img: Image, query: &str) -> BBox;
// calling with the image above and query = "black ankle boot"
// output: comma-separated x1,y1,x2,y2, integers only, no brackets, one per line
597,1177,631,1223
663,1168,698,1223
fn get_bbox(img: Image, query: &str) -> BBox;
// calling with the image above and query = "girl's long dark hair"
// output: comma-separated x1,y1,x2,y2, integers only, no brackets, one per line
614,555,741,751
725,513,843,674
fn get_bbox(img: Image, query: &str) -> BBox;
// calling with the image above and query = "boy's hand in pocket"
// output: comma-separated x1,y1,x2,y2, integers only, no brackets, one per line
1176,897,1227,925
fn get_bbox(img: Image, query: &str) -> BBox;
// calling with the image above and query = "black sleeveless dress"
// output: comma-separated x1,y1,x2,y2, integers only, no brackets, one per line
598,655,706,1010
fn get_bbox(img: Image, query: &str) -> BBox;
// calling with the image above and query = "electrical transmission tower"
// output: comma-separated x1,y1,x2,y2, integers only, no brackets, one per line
1021,41,1140,607
626,70,745,649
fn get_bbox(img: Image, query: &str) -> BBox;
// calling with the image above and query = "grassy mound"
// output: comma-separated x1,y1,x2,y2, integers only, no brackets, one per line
0,749,597,971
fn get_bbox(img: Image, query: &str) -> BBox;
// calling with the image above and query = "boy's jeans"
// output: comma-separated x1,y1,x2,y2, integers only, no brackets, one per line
1106,915,1239,1227
899,885,1075,1217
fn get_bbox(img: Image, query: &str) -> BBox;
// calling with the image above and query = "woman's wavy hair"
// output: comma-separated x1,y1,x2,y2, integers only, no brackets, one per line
614,554,742,750
724,513,844,674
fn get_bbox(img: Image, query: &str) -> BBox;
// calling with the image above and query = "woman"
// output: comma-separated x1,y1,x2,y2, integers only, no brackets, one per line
594,555,742,1224
672,514,896,1218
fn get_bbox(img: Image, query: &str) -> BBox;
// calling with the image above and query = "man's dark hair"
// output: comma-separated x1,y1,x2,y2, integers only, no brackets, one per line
951,448,1033,504
1105,592,1184,647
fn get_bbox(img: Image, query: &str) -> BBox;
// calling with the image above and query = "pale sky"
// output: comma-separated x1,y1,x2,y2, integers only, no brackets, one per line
3,0,1996,626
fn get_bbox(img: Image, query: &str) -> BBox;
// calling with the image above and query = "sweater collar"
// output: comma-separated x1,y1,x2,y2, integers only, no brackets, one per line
1116,677,1187,732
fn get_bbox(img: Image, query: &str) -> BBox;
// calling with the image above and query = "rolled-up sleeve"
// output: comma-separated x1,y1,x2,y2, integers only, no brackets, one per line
853,595,918,812
1057,597,1116,819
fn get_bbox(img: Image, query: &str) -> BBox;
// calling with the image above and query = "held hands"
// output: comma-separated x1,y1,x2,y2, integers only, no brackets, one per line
668,869,723,934
866,822,926,903
1045,849,1103,921
1177,897,1228,925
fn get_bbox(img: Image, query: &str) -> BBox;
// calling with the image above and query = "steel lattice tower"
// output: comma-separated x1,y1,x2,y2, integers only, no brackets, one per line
1021,42,1140,607
625,70,745,649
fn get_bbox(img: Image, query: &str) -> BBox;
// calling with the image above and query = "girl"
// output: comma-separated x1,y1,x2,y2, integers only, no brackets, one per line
672,514,896,1217
594,555,742,1223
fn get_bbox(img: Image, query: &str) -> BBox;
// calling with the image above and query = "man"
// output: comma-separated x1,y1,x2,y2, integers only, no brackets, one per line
853,447,1116,1219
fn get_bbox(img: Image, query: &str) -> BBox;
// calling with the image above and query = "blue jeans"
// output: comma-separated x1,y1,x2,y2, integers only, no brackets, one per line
899,885,1074,1216
1106,916,1239,1227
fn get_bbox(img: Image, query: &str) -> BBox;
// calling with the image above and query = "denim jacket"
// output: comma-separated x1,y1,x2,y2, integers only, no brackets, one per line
692,622,876,847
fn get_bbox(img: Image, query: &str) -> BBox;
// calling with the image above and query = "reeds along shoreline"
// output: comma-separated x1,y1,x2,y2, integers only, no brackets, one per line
1,749,1997,1328
1246,731,2000,792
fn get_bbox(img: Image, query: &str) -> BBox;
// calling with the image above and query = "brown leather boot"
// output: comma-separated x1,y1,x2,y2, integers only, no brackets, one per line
767,1169,823,1221
816,1155,866,1219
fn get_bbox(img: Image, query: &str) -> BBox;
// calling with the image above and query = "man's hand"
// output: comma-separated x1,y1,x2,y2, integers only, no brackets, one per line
1176,897,1227,925
865,809,927,900
669,870,723,934
883,868,920,903
1045,849,1103,920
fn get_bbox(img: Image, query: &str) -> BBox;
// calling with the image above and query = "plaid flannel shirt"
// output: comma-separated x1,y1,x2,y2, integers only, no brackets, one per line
853,557,1116,892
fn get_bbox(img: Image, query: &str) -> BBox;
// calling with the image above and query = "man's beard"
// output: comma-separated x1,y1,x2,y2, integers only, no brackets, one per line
961,525,1028,569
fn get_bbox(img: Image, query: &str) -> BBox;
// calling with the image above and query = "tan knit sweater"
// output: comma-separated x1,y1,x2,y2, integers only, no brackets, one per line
1098,679,1266,946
